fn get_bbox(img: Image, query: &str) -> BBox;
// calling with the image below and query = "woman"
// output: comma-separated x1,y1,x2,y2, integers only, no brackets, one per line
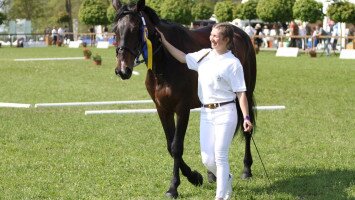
156,23,253,200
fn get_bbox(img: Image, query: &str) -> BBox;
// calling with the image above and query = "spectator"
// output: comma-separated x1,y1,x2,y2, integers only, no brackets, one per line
262,25,270,48
254,24,263,50
244,23,255,39
298,22,306,49
270,23,280,48
89,26,96,46
287,21,299,48
63,25,69,43
51,27,57,45
313,24,330,55
57,27,64,45
103,26,109,41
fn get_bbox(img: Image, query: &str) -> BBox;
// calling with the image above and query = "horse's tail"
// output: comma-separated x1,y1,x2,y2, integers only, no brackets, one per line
230,26,257,136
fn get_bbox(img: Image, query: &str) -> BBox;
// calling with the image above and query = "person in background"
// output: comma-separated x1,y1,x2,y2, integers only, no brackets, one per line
156,23,253,200
298,22,306,49
287,21,299,48
57,27,64,45
262,25,270,48
51,27,57,46
89,26,96,46
254,24,263,51
269,23,280,48
330,23,339,50
244,23,255,39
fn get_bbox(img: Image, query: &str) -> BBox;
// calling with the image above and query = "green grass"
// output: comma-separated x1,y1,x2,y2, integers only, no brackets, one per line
0,47,354,199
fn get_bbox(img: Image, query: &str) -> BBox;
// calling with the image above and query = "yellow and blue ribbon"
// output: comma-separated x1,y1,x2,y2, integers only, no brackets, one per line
143,27,153,70
140,16,153,71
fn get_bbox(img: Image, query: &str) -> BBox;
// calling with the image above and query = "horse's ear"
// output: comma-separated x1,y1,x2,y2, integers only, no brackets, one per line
112,0,122,11
136,0,145,11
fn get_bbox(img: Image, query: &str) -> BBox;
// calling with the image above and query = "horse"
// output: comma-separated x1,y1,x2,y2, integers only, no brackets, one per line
112,0,257,198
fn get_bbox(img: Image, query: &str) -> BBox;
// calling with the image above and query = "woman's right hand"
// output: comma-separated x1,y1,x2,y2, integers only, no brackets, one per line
155,27,166,43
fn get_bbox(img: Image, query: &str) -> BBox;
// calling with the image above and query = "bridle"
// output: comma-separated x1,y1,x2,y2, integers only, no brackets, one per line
115,10,162,68
115,10,143,58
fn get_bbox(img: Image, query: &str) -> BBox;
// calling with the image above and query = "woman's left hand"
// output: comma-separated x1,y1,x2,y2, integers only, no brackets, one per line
243,119,253,133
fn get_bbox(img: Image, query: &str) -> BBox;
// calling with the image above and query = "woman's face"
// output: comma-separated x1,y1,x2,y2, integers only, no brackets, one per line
209,28,229,52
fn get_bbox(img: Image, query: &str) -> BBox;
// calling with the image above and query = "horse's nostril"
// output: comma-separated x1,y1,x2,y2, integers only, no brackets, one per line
115,68,120,76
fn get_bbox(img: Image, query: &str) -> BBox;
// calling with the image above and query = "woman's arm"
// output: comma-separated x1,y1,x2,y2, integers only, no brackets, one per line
156,28,186,63
236,91,253,132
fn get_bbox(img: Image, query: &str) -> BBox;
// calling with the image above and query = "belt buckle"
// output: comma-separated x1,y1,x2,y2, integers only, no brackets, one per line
208,103,217,109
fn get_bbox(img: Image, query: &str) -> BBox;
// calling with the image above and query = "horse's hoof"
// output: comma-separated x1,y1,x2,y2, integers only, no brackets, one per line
188,170,203,186
207,170,216,183
165,189,178,199
240,172,252,180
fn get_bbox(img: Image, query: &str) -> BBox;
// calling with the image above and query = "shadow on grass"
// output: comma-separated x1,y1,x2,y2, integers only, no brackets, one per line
256,168,355,200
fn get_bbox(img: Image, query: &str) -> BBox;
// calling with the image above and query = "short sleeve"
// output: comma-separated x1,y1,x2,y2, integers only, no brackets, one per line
186,48,211,71
227,60,247,92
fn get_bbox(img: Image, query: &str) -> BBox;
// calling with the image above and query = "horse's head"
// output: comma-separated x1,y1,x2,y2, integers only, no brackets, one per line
112,0,147,80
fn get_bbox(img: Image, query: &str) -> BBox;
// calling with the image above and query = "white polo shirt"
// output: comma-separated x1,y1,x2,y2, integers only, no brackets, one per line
186,48,246,105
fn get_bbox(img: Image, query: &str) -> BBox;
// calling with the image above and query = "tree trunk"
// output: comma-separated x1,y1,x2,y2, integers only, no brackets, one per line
66,0,74,41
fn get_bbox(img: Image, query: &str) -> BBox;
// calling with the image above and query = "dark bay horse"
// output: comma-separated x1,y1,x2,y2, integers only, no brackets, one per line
112,0,256,198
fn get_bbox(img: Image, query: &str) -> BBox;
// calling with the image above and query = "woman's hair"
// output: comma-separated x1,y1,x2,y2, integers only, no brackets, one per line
212,22,235,50
212,22,237,56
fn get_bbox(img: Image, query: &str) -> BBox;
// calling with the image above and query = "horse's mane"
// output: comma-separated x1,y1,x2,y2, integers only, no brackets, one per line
143,6,198,52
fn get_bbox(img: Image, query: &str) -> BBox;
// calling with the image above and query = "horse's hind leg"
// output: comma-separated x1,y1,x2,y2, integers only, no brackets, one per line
241,131,253,179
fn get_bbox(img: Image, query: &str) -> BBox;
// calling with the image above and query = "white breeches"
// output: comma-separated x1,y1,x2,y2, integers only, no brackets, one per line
200,103,238,198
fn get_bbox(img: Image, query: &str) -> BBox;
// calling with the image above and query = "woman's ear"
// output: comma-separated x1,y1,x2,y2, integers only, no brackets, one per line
224,37,230,47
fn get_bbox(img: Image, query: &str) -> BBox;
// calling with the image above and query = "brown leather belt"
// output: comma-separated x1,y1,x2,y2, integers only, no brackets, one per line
202,100,235,109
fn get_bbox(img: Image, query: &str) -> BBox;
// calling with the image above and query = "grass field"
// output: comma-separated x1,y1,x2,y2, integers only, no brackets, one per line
0,46,354,200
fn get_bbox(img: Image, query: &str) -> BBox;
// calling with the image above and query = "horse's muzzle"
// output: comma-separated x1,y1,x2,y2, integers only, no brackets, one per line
115,67,132,80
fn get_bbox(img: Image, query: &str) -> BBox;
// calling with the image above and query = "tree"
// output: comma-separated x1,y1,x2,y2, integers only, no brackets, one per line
0,12,5,25
256,0,295,23
146,0,164,15
79,0,109,26
327,1,355,24
107,5,116,24
214,0,234,22
7,0,46,20
160,0,192,25
237,0,258,21
191,3,214,20
293,0,323,23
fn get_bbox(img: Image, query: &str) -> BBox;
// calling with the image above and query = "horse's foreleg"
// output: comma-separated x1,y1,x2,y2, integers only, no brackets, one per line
175,110,203,187
157,109,180,198
241,132,253,179
180,159,203,186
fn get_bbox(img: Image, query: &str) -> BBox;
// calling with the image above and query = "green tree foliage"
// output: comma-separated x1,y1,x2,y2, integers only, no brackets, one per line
7,0,46,20
146,0,164,15
257,0,295,23
107,5,116,24
79,0,109,26
191,3,214,20
293,0,323,23
214,0,234,22
0,12,6,25
327,1,355,23
237,0,258,21
56,12,70,24
160,0,192,25
233,3,243,19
